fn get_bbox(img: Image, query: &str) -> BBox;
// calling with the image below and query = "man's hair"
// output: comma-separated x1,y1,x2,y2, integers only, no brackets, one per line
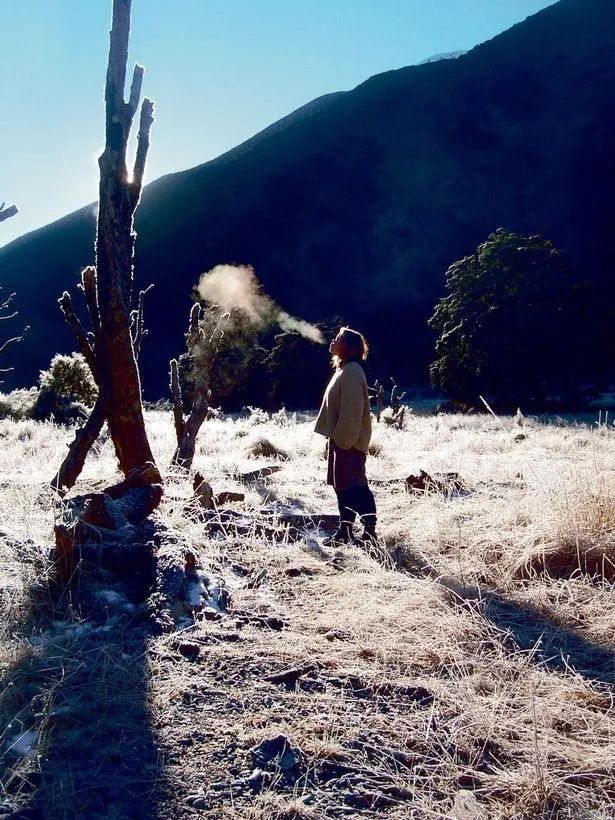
333,326,369,369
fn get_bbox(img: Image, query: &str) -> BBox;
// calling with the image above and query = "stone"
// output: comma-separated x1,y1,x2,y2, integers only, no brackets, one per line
177,641,201,661
451,790,488,820
246,768,267,794
324,628,351,641
249,734,303,772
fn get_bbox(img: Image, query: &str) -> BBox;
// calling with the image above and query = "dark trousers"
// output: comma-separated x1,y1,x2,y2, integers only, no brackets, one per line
336,485,377,533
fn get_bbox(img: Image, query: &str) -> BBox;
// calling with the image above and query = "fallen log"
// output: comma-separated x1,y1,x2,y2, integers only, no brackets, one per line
264,663,318,686
103,463,163,499
238,465,283,483
196,509,339,541
193,472,246,509
405,470,465,495
233,611,285,631
214,491,245,505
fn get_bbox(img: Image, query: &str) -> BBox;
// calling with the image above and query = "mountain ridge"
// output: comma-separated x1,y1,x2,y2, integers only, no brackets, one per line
1,0,613,399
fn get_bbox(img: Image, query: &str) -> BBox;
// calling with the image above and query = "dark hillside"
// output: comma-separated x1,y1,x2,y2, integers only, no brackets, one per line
1,0,614,398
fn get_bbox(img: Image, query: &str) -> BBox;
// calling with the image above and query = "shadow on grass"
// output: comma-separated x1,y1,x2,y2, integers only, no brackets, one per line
440,575,614,685
389,544,614,686
0,558,166,819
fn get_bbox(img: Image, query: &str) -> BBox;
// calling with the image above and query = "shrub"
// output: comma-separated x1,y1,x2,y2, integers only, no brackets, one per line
38,353,97,406
32,353,97,423
0,388,38,420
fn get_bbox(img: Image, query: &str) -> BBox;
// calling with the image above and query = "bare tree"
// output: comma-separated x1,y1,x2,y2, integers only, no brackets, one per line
170,303,229,470
0,203,28,376
54,0,160,493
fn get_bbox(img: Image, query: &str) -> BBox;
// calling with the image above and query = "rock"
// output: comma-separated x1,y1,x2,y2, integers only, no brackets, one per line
285,565,315,577
451,789,488,820
201,606,223,621
512,431,528,442
324,628,351,641
249,735,303,772
246,768,267,794
191,796,208,810
177,641,201,661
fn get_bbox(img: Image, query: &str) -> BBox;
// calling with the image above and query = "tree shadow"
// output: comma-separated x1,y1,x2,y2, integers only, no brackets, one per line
0,559,167,819
440,575,615,685
385,544,614,685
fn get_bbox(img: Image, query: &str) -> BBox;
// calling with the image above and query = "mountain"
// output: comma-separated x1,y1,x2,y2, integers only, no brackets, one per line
1,0,614,399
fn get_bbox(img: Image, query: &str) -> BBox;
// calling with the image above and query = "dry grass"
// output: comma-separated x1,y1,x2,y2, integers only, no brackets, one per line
245,435,290,461
0,408,614,818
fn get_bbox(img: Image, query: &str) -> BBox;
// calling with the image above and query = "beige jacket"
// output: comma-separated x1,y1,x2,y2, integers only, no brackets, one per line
315,362,372,452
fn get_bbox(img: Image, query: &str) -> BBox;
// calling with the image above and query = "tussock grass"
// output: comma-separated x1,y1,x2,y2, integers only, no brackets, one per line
0,409,614,818
245,435,290,460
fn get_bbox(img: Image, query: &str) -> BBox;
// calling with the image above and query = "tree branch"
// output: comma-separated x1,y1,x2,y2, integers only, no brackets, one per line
0,327,29,357
58,292,97,376
131,283,153,359
127,63,144,122
132,98,154,195
80,266,101,338
105,0,131,151
169,358,186,443
0,292,16,314
51,397,107,492
0,204,18,223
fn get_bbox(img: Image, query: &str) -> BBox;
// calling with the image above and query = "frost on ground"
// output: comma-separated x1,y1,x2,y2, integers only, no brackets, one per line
0,409,613,819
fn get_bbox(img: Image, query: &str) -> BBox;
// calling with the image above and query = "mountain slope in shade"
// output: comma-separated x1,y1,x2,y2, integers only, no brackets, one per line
1,0,614,398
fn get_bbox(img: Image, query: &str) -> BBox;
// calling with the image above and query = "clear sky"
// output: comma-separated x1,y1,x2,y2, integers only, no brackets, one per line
1,0,556,247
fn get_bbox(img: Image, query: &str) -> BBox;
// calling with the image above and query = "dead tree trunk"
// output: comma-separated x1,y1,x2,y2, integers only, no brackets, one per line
54,0,160,493
95,0,156,475
170,303,228,470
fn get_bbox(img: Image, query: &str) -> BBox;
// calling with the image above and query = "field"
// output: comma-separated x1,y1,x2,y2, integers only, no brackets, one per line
0,408,613,819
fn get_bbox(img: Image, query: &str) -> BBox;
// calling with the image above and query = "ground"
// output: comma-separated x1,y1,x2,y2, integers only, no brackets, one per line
0,408,613,819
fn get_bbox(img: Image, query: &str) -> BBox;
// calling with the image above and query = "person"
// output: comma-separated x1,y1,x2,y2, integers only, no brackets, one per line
315,326,378,545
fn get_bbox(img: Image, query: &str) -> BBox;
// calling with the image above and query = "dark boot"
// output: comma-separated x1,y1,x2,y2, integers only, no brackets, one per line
345,486,379,546
324,489,357,546
323,521,354,547
361,517,380,548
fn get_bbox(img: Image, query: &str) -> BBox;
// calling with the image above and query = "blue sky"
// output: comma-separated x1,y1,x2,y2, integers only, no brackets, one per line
0,0,556,246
